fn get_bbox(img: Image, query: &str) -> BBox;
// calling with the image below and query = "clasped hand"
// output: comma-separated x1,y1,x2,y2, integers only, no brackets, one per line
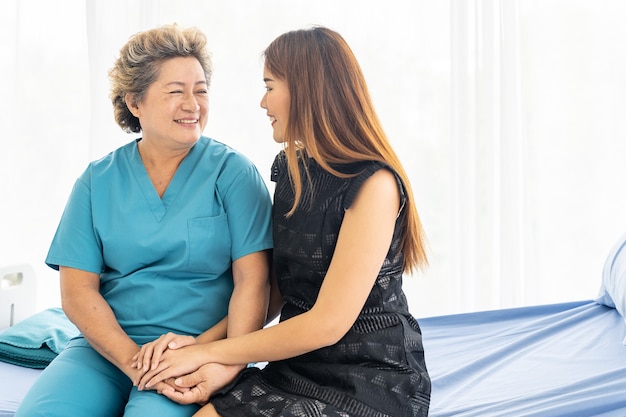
130,333,242,405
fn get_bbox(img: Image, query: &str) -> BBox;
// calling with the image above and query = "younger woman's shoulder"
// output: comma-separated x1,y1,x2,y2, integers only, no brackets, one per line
345,161,406,210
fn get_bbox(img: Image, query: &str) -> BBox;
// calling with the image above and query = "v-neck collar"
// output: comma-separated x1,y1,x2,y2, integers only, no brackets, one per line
128,139,200,222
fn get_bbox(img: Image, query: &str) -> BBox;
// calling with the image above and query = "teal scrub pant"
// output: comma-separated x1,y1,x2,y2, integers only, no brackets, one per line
15,344,200,417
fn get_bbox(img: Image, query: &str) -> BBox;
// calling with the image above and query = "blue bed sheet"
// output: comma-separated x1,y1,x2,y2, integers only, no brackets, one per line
2,301,625,416
420,300,626,417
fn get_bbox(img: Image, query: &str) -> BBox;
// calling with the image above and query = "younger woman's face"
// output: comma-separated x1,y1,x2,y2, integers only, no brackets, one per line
260,67,290,143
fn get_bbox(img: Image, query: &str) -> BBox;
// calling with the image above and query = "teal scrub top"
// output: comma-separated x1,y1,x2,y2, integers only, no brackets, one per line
46,137,273,344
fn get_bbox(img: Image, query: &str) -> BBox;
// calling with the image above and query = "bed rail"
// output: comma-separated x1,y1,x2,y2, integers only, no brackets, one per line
0,264,36,329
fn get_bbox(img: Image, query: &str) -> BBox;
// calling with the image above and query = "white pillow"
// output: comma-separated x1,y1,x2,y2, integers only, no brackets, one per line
595,233,626,343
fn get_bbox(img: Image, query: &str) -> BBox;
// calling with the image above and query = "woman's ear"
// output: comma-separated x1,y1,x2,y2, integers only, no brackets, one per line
125,93,140,117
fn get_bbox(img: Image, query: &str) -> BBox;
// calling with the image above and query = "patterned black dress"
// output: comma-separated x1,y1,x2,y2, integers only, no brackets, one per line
211,152,431,417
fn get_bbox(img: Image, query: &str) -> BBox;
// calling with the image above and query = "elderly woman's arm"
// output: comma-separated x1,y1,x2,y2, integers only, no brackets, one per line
227,250,271,338
134,250,271,399
59,266,142,384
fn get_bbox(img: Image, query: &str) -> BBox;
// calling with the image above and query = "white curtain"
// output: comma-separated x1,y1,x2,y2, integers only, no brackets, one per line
448,0,531,312
2,0,625,317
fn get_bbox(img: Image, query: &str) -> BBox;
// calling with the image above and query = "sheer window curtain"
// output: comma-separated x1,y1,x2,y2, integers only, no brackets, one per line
0,1,91,307
2,0,625,316
428,0,626,315
448,0,532,312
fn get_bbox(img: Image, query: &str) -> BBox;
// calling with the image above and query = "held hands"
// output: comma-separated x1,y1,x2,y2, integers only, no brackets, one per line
159,362,244,405
137,341,208,391
132,332,197,374
124,354,183,394
129,332,198,394
130,332,244,405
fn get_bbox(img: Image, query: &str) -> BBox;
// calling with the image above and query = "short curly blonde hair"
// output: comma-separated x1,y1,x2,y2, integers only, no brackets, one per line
108,24,212,133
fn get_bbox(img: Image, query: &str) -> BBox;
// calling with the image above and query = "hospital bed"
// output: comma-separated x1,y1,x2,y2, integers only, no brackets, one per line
421,299,626,416
2,239,626,417
421,233,626,416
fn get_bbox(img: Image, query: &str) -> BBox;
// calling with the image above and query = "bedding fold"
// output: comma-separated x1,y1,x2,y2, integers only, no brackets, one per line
0,308,78,369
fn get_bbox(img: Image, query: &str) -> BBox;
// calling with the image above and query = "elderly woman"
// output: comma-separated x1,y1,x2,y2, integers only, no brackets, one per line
15,24,272,417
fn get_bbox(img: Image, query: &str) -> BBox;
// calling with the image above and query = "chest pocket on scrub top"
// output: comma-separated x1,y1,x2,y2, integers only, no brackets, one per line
187,214,232,274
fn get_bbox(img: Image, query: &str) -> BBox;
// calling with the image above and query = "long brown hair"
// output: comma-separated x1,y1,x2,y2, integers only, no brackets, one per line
263,26,428,273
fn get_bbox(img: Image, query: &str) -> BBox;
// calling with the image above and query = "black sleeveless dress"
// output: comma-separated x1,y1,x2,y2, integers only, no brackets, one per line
211,152,431,417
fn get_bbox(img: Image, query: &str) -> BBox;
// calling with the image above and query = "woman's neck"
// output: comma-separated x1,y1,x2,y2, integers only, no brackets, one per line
137,139,190,197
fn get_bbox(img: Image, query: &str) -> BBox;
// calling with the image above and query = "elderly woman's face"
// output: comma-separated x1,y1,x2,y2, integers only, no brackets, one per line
130,56,209,148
